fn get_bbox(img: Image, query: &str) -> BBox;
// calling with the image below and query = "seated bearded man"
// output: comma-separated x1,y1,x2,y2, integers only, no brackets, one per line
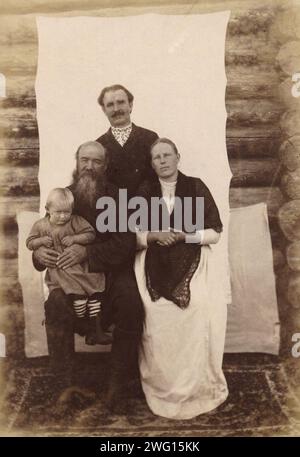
33,141,143,413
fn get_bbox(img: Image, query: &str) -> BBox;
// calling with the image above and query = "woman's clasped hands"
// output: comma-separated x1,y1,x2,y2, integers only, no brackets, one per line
148,230,185,247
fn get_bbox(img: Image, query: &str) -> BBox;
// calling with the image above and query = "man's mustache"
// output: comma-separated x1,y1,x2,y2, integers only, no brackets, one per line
72,166,106,187
79,169,97,179
112,110,125,118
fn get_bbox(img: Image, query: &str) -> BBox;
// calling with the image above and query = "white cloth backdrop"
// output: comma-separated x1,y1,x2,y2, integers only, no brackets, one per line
23,12,235,357
35,11,232,302
225,204,280,354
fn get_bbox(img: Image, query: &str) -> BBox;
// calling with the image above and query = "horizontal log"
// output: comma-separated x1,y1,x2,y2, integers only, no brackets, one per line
226,99,283,127
0,106,36,120
2,65,280,110
287,272,300,308
2,136,280,166
0,5,277,36
1,142,280,168
0,138,40,166
0,101,282,125
1,138,40,150
278,200,300,242
0,44,37,76
276,41,300,75
0,15,37,45
230,158,281,187
0,101,283,143
279,136,300,172
1,76,36,109
0,124,38,140
227,136,280,159
0,107,38,139
0,27,279,77
5,16,282,77
0,157,281,198
281,170,300,199
227,125,281,139
226,66,280,100
0,129,281,166
225,38,278,67
1,97,36,111
0,196,40,217
227,8,277,37
280,109,300,138
287,242,300,272
0,147,39,166
0,165,39,196
229,186,284,218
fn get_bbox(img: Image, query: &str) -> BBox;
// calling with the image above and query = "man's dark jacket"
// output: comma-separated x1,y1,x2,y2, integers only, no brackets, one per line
96,123,158,197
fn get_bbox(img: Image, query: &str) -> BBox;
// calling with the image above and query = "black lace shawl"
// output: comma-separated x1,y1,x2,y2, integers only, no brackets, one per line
137,171,223,309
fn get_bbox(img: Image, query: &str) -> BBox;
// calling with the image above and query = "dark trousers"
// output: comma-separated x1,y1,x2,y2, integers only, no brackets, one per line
102,268,144,337
44,267,144,376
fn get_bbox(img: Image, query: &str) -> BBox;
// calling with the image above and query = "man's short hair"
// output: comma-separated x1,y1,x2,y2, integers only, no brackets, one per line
97,84,134,107
75,141,108,164
150,137,179,156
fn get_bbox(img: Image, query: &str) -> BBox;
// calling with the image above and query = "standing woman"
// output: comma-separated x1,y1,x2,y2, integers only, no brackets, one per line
134,138,228,420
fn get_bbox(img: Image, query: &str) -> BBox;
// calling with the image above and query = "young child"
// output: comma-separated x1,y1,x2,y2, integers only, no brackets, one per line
26,187,112,346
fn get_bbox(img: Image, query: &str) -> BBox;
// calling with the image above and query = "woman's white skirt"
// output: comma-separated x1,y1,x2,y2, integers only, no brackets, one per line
134,245,228,420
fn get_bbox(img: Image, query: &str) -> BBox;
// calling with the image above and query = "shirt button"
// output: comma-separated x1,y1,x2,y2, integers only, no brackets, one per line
135,168,139,172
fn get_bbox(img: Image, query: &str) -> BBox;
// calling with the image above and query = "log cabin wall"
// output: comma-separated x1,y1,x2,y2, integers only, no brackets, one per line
0,1,293,357
275,6,300,354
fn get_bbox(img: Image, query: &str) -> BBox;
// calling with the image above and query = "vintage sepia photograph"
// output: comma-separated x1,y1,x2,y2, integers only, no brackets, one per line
0,0,300,439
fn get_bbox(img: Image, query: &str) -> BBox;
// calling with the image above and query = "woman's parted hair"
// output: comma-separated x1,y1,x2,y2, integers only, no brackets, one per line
45,188,74,212
150,137,179,157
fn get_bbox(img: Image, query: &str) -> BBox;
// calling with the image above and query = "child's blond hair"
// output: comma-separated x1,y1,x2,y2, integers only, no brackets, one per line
45,188,74,213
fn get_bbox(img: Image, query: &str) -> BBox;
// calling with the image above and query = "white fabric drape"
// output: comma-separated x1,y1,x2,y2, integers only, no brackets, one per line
22,12,232,358
35,12,232,305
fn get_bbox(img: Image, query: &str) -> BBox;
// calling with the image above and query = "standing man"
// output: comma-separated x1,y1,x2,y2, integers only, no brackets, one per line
96,84,158,197
93,84,159,411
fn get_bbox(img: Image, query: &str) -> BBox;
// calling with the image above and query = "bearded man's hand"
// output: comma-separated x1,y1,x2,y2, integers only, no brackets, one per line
56,244,88,269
